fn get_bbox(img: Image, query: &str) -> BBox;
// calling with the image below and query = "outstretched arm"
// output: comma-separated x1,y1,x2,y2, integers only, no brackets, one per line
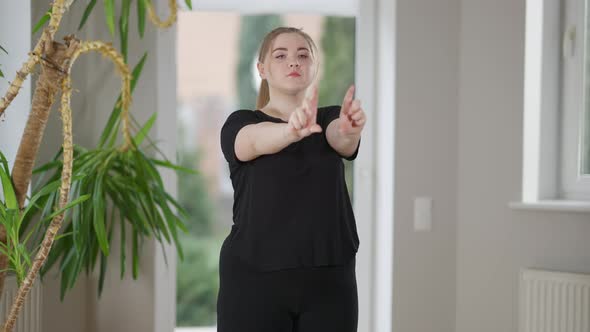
326,85,366,158
235,86,322,162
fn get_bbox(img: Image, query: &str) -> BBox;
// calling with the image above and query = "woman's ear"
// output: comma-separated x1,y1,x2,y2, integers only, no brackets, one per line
257,62,265,79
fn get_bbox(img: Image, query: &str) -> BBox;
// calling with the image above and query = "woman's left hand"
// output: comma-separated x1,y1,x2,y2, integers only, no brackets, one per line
339,85,366,136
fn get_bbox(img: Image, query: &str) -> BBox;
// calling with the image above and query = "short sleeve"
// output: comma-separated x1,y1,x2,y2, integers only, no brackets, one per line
220,110,259,165
317,105,341,132
318,106,361,161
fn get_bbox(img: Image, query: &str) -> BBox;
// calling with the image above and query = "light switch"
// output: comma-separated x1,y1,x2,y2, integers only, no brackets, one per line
414,196,432,231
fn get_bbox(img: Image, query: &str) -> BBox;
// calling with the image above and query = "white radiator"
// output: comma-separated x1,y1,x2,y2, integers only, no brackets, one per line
0,275,41,332
519,268,590,332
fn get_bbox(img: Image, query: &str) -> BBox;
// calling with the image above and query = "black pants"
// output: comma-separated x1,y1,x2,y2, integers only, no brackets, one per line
216,242,358,332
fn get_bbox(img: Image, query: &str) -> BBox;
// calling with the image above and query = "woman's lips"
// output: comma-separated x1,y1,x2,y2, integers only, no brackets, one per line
288,72,301,77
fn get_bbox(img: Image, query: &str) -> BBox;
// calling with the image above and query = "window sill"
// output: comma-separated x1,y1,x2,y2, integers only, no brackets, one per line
508,200,590,213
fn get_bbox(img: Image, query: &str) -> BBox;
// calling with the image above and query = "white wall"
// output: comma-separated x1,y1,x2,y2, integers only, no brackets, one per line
22,1,588,332
456,1,590,332
393,0,459,331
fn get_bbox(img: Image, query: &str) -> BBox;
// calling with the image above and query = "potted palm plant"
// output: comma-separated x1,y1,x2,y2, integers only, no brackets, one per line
0,0,192,331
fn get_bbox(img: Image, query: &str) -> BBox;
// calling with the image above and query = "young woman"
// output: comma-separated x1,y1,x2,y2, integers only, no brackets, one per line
217,26,367,332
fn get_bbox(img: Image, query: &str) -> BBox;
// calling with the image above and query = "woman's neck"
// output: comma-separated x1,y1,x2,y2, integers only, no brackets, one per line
262,88,308,120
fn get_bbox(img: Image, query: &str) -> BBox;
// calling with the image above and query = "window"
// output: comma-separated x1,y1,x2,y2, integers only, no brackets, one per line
515,0,590,209
561,0,590,200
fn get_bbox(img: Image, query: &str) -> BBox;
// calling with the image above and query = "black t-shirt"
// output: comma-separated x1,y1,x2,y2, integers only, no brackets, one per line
219,105,361,271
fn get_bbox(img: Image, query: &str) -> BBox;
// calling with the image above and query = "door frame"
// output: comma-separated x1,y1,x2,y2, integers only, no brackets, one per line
154,1,396,331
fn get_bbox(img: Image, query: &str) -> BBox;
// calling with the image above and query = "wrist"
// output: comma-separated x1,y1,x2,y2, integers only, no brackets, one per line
282,123,299,143
336,123,361,142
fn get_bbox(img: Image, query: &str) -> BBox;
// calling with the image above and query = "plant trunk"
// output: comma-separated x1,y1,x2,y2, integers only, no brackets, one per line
0,36,77,301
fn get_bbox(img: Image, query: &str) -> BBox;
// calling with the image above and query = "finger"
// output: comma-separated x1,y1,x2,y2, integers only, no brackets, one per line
303,100,313,118
341,85,355,115
349,100,362,114
350,99,361,113
310,124,322,133
309,86,319,119
351,110,364,121
340,114,351,132
291,112,302,130
304,106,313,122
286,121,297,134
296,108,308,127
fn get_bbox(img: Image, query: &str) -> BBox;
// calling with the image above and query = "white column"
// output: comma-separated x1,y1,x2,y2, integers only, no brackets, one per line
153,1,178,331
0,0,32,169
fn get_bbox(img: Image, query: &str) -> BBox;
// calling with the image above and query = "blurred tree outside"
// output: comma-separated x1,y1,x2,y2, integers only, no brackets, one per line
176,119,218,326
319,17,356,199
237,15,283,110
177,124,215,236
319,17,356,107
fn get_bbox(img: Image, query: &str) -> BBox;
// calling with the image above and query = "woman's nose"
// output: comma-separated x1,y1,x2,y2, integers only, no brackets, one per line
289,61,300,67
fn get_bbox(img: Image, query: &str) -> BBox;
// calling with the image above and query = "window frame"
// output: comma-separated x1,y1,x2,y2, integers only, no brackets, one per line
561,0,590,200
512,0,590,211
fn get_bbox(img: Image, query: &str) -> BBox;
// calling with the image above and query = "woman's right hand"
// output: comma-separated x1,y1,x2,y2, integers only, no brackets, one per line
283,85,323,142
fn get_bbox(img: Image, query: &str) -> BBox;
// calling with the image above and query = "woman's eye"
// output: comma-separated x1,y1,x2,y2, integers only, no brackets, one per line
275,54,285,59
298,54,309,59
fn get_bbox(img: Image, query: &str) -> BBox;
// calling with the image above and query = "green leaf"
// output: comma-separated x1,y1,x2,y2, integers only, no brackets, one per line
98,251,107,297
0,152,17,210
40,194,91,223
59,246,76,301
151,158,198,174
98,52,148,148
89,227,100,272
40,230,67,277
23,174,86,220
98,213,115,297
40,190,57,226
20,244,32,269
68,245,86,291
119,209,126,279
162,191,190,222
132,229,139,279
0,67,4,78
32,160,62,175
69,181,83,254
185,0,192,10
108,178,150,234
32,7,52,35
78,0,97,30
22,215,50,248
133,112,157,146
54,232,74,241
160,202,184,260
130,52,148,93
92,174,109,256
137,0,146,38
119,0,131,62
104,0,115,36
0,150,12,175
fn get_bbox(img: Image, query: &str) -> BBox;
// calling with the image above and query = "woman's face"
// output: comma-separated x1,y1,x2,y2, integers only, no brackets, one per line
258,33,316,95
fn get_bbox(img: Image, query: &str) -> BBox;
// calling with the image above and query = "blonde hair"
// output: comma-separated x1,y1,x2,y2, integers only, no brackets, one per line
256,27,319,110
